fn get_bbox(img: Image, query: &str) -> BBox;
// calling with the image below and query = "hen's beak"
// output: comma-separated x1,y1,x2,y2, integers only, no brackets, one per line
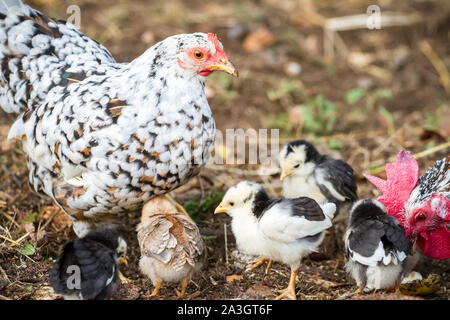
280,170,293,181
214,202,229,214
207,59,238,77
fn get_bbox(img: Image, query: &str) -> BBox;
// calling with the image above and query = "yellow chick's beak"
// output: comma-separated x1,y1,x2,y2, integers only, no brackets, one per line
207,59,238,77
280,170,293,181
214,203,229,214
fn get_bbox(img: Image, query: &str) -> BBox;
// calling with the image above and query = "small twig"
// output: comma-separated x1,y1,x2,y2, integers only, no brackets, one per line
197,176,205,199
0,234,21,246
206,164,264,176
224,223,229,266
0,211,20,228
366,141,450,175
333,260,340,273
39,207,59,232
15,232,31,244
0,264,10,283
0,294,11,300
419,40,450,94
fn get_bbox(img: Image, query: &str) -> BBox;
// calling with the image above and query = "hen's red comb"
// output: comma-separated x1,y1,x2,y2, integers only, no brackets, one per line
207,33,220,46
364,150,419,223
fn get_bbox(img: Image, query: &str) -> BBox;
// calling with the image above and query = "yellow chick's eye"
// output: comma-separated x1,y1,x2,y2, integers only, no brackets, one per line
194,51,204,59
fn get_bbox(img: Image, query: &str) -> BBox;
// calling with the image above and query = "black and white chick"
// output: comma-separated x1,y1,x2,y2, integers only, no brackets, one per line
50,228,120,300
344,199,410,293
215,181,337,300
279,140,357,214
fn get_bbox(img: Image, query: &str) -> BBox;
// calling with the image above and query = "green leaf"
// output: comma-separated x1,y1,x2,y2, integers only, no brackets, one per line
374,88,393,100
21,212,37,224
17,243,35,257
199,192,225,211
26,285,33,292
328,140,343,150
378,107,395,135
184,192,225,222
425,113,439,132
345,88,367,104
425,141,436,150
184,200,200,218
201,235,217,241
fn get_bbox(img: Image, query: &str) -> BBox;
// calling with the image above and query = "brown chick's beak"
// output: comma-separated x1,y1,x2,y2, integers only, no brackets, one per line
207,59,238,77
280,170,293,181
214,204,228,214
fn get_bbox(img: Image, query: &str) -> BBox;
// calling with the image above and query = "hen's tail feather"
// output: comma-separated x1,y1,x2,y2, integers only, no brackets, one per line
0,0,25,15
0,2,115,117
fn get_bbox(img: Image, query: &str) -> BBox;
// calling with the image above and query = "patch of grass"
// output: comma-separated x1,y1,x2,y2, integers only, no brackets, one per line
425,113,439,132
264,113,290,130
263,94,338,136
21,213,37,224
266,79,304,102
327,139,343,150
345,87,393,110
378,106,395,135
184,192,225,222
298,94,338,135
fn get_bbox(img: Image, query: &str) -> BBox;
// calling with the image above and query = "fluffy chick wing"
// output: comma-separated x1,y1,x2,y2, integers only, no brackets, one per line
137,214,203,270
315,158,358,202
74,239,118,300
346,217,409,267
259,197,332,243
50,239,117,300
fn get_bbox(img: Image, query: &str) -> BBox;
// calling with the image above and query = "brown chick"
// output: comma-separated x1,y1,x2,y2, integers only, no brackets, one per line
137,196,204,298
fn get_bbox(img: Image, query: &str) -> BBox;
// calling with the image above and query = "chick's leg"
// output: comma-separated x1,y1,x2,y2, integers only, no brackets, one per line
176,277,190,299
275,269,298,300
265,260,273,274
352,286,364,295
150,280,163,297
247,258,267,272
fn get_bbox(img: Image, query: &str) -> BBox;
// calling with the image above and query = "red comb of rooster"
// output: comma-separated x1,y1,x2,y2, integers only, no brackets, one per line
363,150,419,224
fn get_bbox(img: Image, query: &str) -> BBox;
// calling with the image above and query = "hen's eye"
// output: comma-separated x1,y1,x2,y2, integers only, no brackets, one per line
229,202,234,206
294,164,300,168
194,51,204,59
416,213,426,221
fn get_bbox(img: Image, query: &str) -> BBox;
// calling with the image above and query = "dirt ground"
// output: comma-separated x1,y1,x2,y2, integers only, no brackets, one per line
0,0,449,300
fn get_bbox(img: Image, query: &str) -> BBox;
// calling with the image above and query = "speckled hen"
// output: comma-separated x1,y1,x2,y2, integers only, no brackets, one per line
0,1,237,237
